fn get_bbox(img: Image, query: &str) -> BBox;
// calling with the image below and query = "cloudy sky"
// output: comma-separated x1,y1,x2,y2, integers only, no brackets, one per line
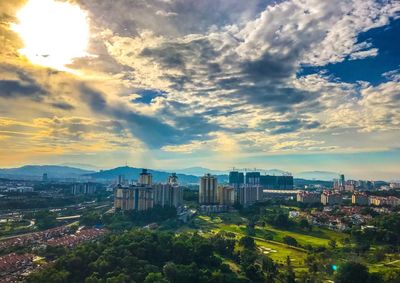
0,0,399,179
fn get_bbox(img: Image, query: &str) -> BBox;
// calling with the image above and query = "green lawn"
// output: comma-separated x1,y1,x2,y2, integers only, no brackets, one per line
216,223,346,248
255,239,307,267
259,224,346,247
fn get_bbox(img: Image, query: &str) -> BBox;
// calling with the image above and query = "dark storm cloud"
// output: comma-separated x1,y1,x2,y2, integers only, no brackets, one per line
50,102,75,111
240,53,297,81
0,67,48,101
140,38,219,71
80,84,220,148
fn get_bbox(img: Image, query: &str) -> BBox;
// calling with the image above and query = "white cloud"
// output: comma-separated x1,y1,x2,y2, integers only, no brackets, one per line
349,48,378,60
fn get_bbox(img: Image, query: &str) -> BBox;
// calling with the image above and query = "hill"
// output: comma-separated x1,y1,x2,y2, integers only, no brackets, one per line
0,165,94,179
296,171,339,181
86,166,201,184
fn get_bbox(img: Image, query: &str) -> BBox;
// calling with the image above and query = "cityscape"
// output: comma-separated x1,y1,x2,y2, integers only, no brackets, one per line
0,165,399,282
1,0,400,282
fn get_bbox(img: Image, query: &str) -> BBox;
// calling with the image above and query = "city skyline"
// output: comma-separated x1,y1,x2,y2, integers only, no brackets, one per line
1,0,400,180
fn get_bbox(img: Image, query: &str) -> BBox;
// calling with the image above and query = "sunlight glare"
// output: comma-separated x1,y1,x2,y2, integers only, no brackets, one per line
12,0,90,71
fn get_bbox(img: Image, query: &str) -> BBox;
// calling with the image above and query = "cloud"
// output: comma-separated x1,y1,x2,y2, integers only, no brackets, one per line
383,69,400,82
1,0,400,172
0,66,48,100
259,118,321,135
349,48,378,60
80,84,221,148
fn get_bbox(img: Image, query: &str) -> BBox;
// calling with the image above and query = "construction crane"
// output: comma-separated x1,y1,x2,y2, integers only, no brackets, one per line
229,167,292,176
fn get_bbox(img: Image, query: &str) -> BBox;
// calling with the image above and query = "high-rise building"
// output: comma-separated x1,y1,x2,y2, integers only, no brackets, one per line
245,172,261,185
259,175,293,189
139,169,152,186
71,183,97,195
153,183,183,208
199,174,218,204
237,185,260,207
339,174,345,186
229,171,244,187
117,175,125,185
42,173,48,182
217,186,235,206
114,185,154,211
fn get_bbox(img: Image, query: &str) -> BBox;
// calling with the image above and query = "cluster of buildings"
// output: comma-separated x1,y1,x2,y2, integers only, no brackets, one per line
229,171,293,190
332,174,389,192
0,226,107,282
302,206,373,231
70,182,97,195
198,171,293,211
47,228,107,248
0,180,35,194
297,190,400,208
0,253,36,282
114,170,183,211
0,226,73,250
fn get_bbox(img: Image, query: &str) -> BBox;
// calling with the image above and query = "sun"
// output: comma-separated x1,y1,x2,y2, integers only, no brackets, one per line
12,0,90,71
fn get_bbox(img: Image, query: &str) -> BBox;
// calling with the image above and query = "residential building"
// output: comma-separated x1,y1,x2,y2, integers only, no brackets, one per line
297,191,321,204
139,169,152,186
228,171,244,187
199,174,218,204
352,193,369,205
259,175,294,190
217,186,235,206
321,191,343,205
237,185,260,207
153,183,183,208
114,185,154,211
71,182,96,195
369,196,400,207
245,172,260,186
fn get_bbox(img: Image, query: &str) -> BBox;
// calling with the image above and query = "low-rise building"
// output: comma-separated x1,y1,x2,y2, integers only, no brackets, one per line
321,191,343,205
369,196,400,207
297,191,321,204
352,193,369,205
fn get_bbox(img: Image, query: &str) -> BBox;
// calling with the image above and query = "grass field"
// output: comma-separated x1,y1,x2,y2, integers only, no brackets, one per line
184,212,399,277
259,224,346,247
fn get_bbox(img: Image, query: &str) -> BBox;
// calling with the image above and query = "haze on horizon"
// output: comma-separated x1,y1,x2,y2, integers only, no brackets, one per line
0,0,399,180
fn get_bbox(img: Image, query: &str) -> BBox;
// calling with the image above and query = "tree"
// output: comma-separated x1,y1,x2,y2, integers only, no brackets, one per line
239,236,256,250
283,236,298,247
335,262,369,283
35,210,58,230
144,273,168,283
282,256,296,283
383,270,400,283
80,211,102,226
299,218,311,231
328,239,336,249
262,256,278,282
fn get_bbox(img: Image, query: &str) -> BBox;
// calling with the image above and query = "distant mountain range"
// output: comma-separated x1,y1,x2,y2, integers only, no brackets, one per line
173,167,227,176
0,165,94,179
296,171,339,181
0,165,345,183
173,167,289,176
86,166,202,184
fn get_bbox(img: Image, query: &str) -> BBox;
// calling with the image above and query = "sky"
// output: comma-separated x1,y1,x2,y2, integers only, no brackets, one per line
0,0,399,180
